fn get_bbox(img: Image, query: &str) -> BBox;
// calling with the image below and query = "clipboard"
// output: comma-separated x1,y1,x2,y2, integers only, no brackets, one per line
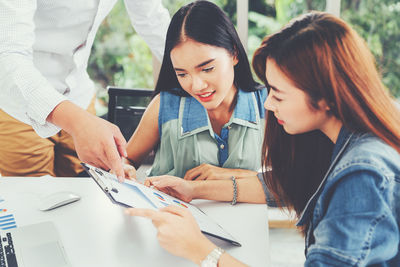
81,163,241,246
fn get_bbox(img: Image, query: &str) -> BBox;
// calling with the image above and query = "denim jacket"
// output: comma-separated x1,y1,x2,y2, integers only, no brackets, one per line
296,127,400,266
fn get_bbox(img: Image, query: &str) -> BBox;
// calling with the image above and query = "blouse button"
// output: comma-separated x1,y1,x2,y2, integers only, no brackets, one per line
220,144,225,150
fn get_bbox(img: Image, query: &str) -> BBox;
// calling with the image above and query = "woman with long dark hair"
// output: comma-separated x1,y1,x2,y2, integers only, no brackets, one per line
122,1,267,201
127,11,400,266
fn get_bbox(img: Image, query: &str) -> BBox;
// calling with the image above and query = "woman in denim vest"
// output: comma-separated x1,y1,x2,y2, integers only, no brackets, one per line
127,12,400,266
122,1,267,191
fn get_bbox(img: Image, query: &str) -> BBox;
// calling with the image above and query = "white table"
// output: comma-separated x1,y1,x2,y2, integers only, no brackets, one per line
0,177,269,266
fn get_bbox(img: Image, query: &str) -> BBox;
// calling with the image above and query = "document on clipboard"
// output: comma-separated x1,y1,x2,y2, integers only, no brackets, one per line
81,163,241,246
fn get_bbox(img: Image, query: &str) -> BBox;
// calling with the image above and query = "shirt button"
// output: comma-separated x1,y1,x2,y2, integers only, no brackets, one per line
220,144,225,149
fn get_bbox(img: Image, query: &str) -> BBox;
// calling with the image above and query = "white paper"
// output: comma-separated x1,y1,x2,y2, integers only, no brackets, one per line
84,163,239,244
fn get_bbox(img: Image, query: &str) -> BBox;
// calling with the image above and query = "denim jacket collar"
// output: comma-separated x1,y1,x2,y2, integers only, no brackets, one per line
179,89,261,138
296,127,354,226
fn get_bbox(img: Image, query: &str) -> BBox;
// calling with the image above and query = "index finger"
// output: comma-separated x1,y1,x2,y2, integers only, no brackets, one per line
125,208,159,220
113,128,127,157
104,142,124,181
160,205,190,217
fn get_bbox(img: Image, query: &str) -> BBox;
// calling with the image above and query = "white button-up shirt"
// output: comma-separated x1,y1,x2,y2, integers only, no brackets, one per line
0,0,170,137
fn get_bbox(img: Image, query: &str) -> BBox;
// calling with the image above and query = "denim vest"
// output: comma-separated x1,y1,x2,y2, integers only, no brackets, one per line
297,127,400,266
149,87,267,178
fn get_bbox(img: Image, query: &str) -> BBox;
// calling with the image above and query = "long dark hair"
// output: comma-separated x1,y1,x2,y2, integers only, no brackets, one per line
155,0,258,96
253,12,400,221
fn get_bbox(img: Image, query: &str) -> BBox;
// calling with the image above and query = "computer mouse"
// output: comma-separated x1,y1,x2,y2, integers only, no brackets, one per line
39,191,81,211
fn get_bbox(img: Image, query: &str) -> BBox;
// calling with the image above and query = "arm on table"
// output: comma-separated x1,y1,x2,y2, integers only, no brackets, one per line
184,164,257,181
145,174,266,204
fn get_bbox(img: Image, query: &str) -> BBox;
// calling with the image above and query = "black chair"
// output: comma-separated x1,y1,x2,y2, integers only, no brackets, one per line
107,86,155,165
107,86,154,141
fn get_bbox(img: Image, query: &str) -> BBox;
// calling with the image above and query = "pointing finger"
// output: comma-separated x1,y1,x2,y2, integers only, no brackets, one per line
125,208,160,221
104,144,124,181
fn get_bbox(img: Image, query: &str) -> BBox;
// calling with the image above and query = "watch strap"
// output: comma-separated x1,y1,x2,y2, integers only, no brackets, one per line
200,247,225,267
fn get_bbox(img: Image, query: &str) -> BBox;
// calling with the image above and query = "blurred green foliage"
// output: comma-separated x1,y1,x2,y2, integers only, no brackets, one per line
341,0,400,97
88,0,400,115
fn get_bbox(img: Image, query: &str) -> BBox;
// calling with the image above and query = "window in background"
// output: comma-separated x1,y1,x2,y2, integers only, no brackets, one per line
88,0,400,116
88,0,155,116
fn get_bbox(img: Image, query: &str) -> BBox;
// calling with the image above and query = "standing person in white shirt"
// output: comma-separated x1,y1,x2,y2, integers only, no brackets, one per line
0,0,170,178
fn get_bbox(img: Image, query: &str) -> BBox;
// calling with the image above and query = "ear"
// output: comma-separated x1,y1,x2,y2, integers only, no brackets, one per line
317,99,331,111
232,54,239,66
232,46,239,66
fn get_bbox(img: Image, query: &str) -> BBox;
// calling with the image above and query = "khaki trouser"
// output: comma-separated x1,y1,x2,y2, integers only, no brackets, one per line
0,99,96,177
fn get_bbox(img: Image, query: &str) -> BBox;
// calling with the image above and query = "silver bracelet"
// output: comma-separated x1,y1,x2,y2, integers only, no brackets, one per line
200,247,225,267
231,176,237,205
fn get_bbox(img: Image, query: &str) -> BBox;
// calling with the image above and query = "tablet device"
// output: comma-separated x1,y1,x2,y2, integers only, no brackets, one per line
81,163,241,246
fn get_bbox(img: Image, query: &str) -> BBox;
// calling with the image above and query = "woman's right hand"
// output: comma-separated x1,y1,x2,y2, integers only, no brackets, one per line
110,159,137,180
144,176,194,202
125,206,215,264
122,161,137,180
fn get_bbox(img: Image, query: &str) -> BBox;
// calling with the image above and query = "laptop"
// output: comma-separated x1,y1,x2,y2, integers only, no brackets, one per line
0,221,71,267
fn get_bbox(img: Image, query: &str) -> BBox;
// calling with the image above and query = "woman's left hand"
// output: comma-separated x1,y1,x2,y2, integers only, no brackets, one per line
144,175,194,202
125,206,215,264
184,163,235,180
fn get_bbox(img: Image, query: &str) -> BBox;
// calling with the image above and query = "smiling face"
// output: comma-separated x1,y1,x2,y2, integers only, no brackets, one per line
264,59,341,141
170,39,238,111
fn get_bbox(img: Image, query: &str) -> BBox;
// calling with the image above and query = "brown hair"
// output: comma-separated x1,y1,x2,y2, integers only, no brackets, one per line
253,12,400,222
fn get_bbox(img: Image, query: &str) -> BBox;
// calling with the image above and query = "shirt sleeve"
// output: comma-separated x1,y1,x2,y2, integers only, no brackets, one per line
257,172,278,207
305,169,399,266
123,0,170,61
0,0,66,137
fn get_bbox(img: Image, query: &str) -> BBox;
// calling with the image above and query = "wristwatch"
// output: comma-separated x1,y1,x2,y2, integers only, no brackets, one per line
200,247,225,267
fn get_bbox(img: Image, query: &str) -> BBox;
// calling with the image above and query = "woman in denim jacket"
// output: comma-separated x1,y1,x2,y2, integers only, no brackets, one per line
252,11,400,266
126,12,400,266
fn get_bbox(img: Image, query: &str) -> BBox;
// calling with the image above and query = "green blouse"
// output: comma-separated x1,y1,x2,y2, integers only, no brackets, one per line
149,88,267,178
